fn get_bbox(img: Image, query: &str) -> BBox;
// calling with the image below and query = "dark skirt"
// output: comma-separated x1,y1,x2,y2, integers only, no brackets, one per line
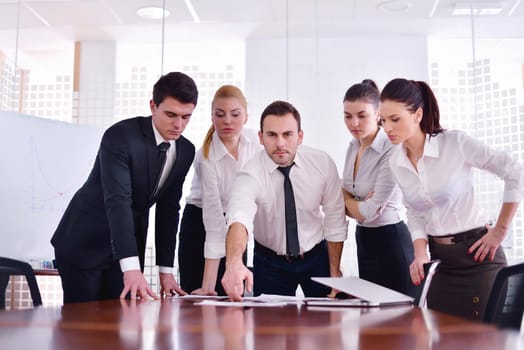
178,204,227,295
427,229,507,321
178,203,246,296
356,221,418,297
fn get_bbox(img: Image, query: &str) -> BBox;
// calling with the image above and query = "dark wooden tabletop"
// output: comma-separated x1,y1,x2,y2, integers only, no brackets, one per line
0,298,521,350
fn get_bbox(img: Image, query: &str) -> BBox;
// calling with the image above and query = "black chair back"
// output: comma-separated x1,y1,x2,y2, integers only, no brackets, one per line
414,259,441,307
484,262,524,330
0,257,43,310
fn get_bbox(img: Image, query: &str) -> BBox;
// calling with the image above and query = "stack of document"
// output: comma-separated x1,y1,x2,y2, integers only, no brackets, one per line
172,276,414,308
174,294,328,308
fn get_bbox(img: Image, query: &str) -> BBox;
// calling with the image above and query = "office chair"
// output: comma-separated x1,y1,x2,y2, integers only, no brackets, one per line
0,257,43,310
484,262,524,330
414,259,441,308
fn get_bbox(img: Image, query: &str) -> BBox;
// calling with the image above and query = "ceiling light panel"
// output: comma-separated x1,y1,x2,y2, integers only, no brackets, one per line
136,6,170,20
453,1,503,16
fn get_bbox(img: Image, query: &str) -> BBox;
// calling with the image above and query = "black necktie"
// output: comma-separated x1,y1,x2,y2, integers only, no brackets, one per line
277,164,300,257
152,142,170,197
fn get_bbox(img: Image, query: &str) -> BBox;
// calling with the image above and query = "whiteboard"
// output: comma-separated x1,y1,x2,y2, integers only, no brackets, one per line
1,111,103,262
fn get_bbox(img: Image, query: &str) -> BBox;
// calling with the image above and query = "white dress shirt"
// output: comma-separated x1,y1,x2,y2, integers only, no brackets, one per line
198,128,261,258
226,145,348,255
342,128,405,227
120,121,176,273
389,130,524,241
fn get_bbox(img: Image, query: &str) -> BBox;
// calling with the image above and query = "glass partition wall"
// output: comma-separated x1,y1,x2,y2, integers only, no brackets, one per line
2,0,523,287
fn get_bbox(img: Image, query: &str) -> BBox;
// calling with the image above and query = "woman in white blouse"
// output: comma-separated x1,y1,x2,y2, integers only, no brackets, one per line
379,78,524,320
342,79,415,296
178,85,260,295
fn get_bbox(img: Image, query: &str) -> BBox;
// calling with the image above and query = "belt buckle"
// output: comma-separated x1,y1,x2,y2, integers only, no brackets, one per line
430,236,453,245
452,231,468,243
443,236,456,244
284,254,303,262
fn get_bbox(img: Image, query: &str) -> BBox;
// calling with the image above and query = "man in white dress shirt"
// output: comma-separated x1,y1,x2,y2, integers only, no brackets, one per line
221,100,348,300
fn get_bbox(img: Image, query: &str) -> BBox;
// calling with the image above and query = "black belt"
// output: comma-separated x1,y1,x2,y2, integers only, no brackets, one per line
428,226,488,245
254,240,325,262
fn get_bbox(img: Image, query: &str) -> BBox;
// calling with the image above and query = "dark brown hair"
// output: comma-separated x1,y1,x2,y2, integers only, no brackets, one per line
380,78,444,136
343,79,380,109
152,72,198,107
260,100,301,132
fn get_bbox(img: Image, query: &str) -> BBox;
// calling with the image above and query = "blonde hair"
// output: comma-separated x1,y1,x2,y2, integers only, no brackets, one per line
202,85,247,159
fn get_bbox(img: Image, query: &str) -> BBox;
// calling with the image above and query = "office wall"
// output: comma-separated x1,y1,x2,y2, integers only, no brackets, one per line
1,111,102,261
245,35,428,169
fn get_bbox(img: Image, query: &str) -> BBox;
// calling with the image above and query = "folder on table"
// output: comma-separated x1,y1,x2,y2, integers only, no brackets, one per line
308,276,414,307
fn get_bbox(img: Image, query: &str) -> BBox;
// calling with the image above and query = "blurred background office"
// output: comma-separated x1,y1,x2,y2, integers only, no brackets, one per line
1,0,523,305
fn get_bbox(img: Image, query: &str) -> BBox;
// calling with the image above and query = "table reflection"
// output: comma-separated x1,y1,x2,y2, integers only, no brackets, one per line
0,298,518,350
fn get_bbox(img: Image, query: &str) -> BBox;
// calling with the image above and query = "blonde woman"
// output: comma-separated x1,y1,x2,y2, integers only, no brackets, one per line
178,85,260,295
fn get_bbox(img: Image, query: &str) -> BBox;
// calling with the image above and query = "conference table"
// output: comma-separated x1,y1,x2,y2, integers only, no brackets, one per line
0,297,521,350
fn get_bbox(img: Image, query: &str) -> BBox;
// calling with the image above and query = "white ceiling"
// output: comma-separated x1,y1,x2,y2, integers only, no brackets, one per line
0,0,523,49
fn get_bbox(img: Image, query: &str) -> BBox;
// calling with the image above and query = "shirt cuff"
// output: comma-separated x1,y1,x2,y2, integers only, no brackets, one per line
324,221,349,242
204,241,226,259
119,256,140,272
358,201,382,224
503,189,523,203
358,201,373,221
158,266,173,274
410,229,428,241
226,216,253,238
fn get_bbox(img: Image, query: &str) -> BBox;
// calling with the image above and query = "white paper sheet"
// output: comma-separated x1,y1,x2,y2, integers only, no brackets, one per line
195,300,289,307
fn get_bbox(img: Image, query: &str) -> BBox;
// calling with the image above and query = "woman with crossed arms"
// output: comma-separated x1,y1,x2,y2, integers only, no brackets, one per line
342,79,415,296
379,78,524,320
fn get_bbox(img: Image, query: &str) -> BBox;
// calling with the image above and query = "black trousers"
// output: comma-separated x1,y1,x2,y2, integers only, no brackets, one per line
55,253,123,304
356,221,418,297
253,240,330,297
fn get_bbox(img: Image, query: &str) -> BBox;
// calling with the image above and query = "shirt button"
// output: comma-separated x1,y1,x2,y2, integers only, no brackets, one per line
473,310,479,318
472,296,480,304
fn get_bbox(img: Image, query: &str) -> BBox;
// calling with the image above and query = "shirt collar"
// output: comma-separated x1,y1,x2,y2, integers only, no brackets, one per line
210,131,253,161
424,134,440,158
349,128,389,154
370,128,390,153
398,133,440,168
210,131,229,160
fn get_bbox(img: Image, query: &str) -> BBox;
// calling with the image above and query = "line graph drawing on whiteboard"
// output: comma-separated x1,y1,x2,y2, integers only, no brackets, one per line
27,135,96,212
2,111,103,259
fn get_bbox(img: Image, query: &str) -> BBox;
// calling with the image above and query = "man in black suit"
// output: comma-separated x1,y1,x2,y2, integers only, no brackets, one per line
51,72,198,303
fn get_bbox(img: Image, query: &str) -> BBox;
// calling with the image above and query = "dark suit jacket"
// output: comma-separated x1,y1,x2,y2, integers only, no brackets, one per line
51,116,195,270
